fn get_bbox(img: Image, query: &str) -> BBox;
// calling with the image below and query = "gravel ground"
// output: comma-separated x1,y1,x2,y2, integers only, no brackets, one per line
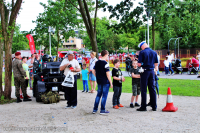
0,87,200,133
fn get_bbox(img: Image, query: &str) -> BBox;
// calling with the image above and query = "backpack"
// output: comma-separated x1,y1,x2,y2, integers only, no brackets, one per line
41,91,60,104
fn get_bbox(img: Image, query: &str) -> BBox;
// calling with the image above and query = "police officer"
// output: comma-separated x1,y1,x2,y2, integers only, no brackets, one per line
137,41,158,111
13,52,32,103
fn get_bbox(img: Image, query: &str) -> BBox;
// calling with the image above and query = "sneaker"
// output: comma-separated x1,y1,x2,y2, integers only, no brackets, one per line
136,107,147,111
82,90,85,92
130,103,134,108
92,111,97,114
86,91,88,93
71,106,77,109
118,104,124,107
171,73,174,75
20,95,23,99
65,105,71,109
113,105,119,109
100,110,110,115
168,74,170,76
135,103,140,107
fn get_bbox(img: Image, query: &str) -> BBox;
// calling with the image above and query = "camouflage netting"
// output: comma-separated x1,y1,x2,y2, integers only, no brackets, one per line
41,91,60,104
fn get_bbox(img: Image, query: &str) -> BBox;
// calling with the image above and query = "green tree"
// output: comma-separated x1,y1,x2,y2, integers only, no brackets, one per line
82,17,121,52
0,0,23,99
33,0,82,60
154,0,200,50
105,0,143,34
66,0,107,57
119,31,140,52
12,25,29,53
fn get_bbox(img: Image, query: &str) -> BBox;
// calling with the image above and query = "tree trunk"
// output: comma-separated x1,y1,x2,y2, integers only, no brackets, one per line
0,0,23,99
77,0,98,58
4,40,12,99
56,30,60,62
128,46,129,53
152,16,155,50
0,40,3,97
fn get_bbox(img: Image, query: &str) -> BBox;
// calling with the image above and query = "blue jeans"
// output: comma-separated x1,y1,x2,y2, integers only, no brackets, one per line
157,64,160,75
83,80,89,91
165,67,169,74
93,84,110,112
169,63,174,74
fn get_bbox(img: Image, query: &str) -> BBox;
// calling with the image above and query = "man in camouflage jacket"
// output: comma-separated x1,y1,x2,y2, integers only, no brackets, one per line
13,52,32,103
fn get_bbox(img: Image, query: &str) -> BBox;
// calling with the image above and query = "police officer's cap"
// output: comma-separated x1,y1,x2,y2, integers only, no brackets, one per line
138,41,146,48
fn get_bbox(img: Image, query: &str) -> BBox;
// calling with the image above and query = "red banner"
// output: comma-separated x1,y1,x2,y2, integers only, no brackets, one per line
26,34,36,54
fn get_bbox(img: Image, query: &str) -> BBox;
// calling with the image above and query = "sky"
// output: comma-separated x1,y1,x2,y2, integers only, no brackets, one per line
15,0,144,31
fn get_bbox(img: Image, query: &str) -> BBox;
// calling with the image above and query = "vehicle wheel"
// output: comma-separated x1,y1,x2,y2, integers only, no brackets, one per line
36,85,42,102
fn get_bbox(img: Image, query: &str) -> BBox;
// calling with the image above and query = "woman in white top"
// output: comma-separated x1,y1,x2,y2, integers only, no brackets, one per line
89,52,98,93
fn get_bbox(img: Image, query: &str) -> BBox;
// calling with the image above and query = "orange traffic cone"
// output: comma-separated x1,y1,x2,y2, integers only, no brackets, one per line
162,87,178,112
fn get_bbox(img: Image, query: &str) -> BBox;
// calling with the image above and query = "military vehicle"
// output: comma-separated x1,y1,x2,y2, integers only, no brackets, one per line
32,54,65,102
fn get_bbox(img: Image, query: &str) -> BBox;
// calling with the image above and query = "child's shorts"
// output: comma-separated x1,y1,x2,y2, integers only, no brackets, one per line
132,82,140,96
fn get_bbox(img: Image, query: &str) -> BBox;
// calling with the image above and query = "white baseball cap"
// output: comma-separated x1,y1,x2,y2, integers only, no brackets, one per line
67,51,74,55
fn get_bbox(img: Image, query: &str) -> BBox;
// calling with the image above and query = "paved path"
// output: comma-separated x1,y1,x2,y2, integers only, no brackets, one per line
122,71,200,80
1,87,200,133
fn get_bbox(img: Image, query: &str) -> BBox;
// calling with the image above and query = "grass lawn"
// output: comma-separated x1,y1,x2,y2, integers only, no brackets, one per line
77,77,200,97
2,72,200,97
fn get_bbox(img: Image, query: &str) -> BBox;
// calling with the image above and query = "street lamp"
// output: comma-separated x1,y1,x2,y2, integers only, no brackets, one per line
168,38,176,51
48,26,55,56
145,6,150,46
174,37,182,58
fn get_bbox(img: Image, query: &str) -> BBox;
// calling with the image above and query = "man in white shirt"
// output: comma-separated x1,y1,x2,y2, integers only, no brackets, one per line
167,51,174,75
60,51,81,109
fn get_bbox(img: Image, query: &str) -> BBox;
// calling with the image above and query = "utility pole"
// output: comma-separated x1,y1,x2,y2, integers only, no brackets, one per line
146,7,150,46
48,26,52,56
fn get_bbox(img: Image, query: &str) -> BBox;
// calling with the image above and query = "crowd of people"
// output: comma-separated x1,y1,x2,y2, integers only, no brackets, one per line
12,40,200,115
59,41,159,114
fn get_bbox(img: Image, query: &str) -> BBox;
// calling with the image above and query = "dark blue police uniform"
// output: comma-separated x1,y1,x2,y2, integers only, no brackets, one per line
138,47,158,110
